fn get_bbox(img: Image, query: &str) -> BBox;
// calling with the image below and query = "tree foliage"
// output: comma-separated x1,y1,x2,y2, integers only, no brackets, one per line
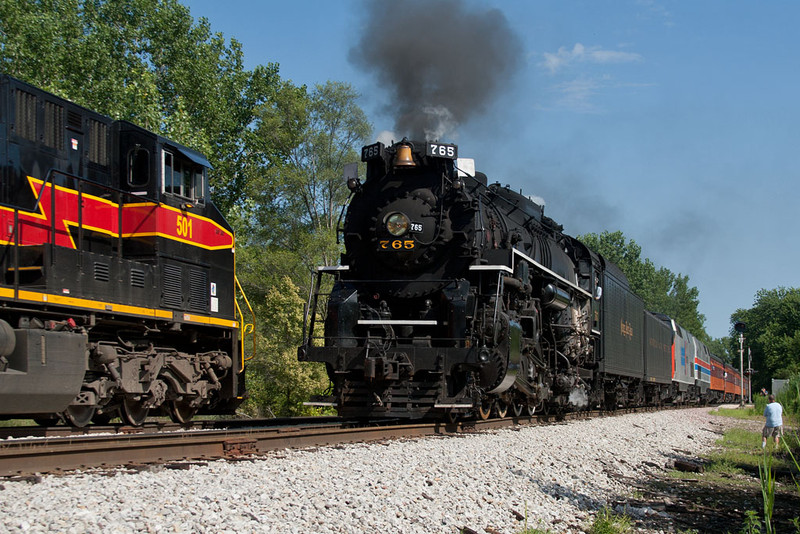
731,287,800,390
231,83,371,416
0,0,372,416
0,0,291,213
238,277,329,417
579,230,707,340
235,81,371,285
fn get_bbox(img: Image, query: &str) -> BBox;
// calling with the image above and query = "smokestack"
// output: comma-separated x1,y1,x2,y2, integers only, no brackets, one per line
349,0,523,141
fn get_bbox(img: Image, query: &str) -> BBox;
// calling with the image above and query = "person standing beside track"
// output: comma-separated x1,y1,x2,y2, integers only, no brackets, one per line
762,394,783,449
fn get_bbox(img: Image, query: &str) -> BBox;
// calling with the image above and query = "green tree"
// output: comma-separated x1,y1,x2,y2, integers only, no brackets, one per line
706,336,734,363
0,0,376,416
579,230,707,339
0,0,291,213
232,83,371,415
238,276,329,417
731,287,800,390
278,81,371,270
1,0,371,417
236,81,371,286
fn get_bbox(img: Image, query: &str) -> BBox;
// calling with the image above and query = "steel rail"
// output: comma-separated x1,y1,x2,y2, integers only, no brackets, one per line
0,405,678,477
0,420,459,477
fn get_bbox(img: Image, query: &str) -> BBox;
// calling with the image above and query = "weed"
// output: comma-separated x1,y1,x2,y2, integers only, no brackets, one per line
715,400,800,532
513,501,554,534
705,455,746,476
586,507,632,534
759,451,776,534
628,489,645,500
739,510,763,534
787,431,800,495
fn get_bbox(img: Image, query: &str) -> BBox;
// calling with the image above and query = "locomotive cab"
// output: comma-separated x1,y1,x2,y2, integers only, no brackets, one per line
116,121,209,208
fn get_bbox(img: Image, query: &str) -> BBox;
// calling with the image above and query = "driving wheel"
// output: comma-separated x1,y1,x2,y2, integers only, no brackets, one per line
168,400,197,425
477,399,493,420
64,405,95,428
121,397,150,426
495,400,508,418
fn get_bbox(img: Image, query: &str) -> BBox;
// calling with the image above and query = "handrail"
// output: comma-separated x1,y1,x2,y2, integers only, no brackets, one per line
234,275,256,372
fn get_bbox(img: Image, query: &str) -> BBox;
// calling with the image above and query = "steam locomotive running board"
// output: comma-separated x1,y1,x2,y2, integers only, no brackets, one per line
512,248,593,299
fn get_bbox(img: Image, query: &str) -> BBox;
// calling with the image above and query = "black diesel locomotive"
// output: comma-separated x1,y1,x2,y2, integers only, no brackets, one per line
299,139,744,420
0,76,250,426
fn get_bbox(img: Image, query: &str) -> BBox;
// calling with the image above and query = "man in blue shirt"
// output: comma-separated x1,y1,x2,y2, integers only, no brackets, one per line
762,394,783,449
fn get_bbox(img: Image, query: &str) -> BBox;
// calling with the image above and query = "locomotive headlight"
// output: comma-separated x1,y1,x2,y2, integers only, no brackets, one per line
385,212,410,236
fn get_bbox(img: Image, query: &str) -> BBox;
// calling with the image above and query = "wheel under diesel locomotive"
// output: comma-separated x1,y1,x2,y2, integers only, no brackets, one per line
299,139,602,420
0,75,252,427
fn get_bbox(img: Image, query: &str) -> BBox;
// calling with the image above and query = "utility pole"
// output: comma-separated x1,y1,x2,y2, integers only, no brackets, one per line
735,322,746,407
747,347,752,404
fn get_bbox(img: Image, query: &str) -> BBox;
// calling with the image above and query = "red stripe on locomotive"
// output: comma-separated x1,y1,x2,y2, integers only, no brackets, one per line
0,178,233,250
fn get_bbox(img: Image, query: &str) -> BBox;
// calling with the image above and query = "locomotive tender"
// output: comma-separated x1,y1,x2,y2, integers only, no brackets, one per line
0,75,249,426
299,139,747,420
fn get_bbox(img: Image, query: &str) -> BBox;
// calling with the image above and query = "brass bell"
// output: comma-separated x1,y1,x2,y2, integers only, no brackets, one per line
394,144,416,167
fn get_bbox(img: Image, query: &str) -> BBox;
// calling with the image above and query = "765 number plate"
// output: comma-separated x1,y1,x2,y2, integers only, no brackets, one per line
426,142,457,159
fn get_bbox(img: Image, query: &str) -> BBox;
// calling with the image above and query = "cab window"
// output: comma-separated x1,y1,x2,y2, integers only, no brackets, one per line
162,150,205,202
128,147,150,187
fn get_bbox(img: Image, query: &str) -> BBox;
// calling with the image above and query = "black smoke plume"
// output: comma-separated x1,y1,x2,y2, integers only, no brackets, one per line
349,0,523,141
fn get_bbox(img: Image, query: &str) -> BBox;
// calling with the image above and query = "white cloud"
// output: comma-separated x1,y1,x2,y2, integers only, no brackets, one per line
541,43,585,73
551,78,603,113
541,43,642,74
590,49,643,64
635,0,674,27
541,77,656,114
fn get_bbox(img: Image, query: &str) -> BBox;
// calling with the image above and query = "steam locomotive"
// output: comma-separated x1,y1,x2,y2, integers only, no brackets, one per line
0,75,250,427
299,139,747,420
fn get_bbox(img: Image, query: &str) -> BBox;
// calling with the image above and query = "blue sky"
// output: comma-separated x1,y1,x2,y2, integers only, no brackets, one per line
186,0,800,340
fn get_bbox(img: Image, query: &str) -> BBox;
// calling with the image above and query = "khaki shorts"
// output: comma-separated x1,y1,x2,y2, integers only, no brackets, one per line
762,425,783,438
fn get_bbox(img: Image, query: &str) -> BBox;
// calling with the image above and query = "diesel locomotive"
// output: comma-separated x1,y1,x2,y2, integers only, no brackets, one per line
0,75,251,427
299,139,747,420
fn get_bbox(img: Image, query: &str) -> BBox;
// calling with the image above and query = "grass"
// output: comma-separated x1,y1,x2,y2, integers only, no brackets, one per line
651,408,800,533
711,408,800,532
669,426,797,484
714,406,763,420
514,506,634,534
519,395,799,534
585,507,633,534
0,419,37,427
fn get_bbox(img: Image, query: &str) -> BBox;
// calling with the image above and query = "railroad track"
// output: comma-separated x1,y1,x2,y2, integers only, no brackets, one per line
0,406,674,477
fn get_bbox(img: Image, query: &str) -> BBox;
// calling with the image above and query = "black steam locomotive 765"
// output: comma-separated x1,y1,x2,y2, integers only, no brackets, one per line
299,139,745,420
0,75,250,426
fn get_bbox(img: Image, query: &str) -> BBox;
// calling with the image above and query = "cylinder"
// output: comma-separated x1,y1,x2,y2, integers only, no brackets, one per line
542,284,571,311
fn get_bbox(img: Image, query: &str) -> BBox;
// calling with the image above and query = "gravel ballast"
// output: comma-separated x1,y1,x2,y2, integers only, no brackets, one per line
0,407,734,533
